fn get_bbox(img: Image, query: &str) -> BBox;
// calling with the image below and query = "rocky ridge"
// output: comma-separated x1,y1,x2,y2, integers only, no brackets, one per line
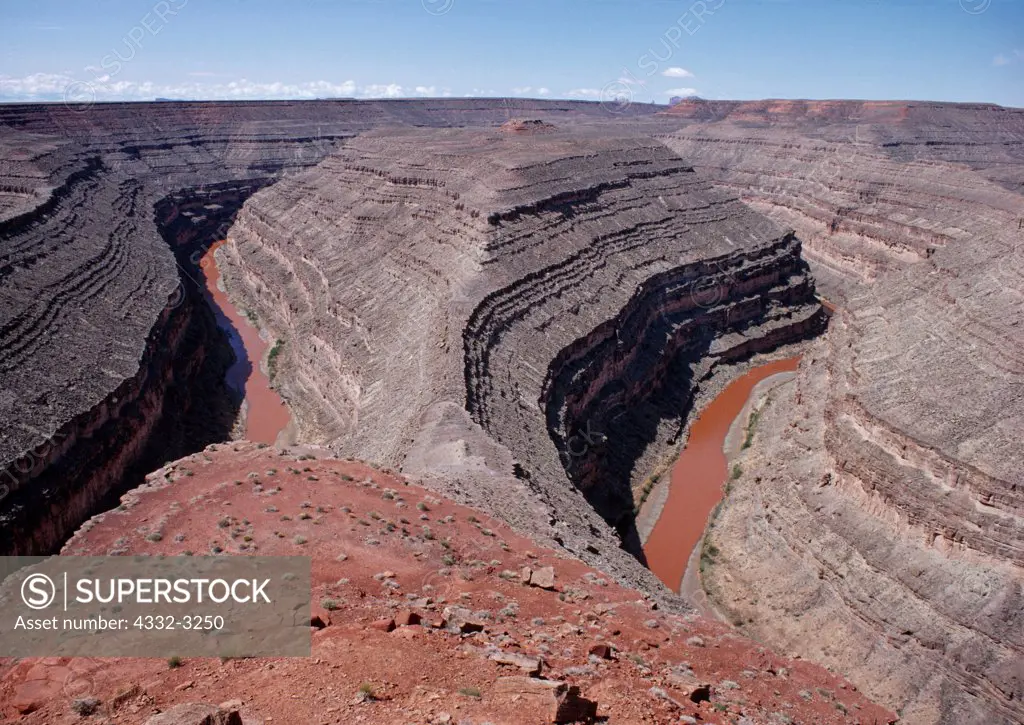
0,442,896,725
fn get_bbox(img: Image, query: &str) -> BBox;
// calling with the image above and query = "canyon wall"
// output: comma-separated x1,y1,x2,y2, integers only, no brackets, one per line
0,100,654,555
653,100,1024,724
219,125,822,590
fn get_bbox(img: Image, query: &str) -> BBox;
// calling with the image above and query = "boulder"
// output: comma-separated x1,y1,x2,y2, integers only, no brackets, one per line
395,609,422,627
666,672,712,704
488,650,544,676
144,702,243,725
528,566,557,590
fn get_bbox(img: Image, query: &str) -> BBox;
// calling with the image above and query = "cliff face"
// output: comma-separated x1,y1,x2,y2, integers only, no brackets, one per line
220,126,822,590
654,100,1024,724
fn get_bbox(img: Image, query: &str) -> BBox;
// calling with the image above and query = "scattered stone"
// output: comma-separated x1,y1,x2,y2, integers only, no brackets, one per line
310,606,332,629
395,609,422,627
144,702,243,725
370,618,396,633
665,672,712,704
493,676,597,724
588,643,613,660
523,565,557,590
488,650,544,676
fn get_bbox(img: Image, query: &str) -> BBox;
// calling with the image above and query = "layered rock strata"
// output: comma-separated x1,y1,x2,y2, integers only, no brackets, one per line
1,100,654,555
652,100,1024,724
219,126,822,590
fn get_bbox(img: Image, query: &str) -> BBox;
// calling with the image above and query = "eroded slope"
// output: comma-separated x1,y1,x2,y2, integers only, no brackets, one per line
656,100,1024,725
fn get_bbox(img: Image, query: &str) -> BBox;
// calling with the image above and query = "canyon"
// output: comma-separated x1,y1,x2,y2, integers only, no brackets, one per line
0,98,1021,724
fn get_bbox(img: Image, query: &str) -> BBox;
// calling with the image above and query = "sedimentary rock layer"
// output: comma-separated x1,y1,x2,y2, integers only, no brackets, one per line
220,125,822,590
0,100,660,555
654,100,1024,724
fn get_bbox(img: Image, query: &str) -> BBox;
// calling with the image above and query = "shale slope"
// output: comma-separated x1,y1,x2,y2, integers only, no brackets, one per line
656,100,1024,724
220,124,823,594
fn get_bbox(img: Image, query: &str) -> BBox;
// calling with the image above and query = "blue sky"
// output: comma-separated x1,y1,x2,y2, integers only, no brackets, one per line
1,0,1022,107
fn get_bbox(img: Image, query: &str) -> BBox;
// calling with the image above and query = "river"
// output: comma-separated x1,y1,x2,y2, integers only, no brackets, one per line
199,241,291,445
643,357,801,593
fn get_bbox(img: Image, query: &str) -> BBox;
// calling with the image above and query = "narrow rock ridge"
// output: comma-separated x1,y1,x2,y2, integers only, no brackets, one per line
220,126,822,590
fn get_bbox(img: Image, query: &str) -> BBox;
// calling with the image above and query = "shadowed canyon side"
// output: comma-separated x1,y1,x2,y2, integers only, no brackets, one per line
218,124,825,595
656,100,1024,725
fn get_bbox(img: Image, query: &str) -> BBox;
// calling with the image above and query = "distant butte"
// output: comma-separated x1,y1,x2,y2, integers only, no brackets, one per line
500,118,558,133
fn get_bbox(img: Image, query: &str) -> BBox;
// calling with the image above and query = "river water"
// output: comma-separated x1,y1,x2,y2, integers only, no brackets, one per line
643,357,801,592
199,241,291,444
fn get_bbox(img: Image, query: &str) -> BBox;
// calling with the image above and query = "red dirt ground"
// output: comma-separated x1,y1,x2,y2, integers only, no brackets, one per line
0,442,897,725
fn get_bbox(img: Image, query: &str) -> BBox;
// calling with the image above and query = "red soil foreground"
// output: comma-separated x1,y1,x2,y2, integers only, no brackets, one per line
200,242,290,445
0,442,894,725
644,358,801,592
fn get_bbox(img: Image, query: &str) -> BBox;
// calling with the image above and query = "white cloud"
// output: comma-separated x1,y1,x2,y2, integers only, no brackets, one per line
0,74,441,101
537,87,551,96
994,54,1011,66
362,83,403,98
512,86,532,94
662,67,694,78
664,87,698,97
566,88,602,99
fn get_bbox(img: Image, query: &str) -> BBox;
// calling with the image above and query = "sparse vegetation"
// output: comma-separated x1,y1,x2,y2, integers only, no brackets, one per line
267,338,286,380
742,406,762,449
321,597,339,611
458,686,481,698
71,697,101,715
167,655,182,669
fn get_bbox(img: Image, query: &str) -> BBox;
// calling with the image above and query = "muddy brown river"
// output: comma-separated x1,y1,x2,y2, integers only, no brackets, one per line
643,357,801,592
200,241,291,444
